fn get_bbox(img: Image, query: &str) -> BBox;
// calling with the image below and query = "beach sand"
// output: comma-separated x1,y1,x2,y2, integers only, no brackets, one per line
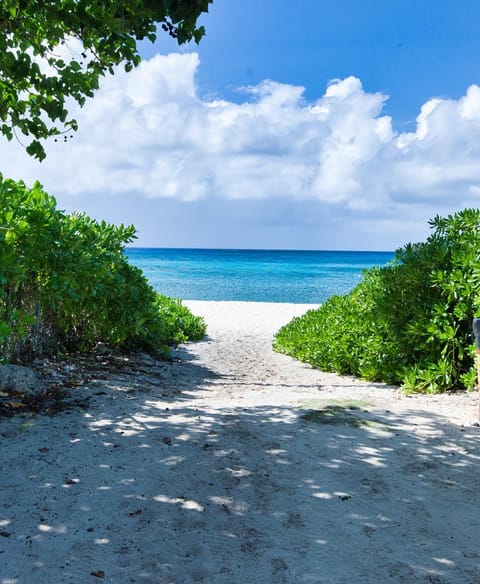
1,301,479,583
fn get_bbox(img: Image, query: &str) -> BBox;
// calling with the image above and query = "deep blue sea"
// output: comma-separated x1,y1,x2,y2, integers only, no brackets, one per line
125,248,394,304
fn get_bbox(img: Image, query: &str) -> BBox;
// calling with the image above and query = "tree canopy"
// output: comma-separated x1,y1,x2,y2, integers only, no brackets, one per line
0,1,212,160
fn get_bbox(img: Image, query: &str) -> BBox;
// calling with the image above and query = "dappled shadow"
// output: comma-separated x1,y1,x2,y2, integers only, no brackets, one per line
171,339,214,362
1,359,480,583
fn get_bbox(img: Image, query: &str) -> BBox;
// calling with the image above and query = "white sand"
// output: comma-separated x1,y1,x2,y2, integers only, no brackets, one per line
1,300,479,583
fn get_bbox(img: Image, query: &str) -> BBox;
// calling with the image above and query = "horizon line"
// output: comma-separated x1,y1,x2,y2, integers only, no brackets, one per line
125,246,395,253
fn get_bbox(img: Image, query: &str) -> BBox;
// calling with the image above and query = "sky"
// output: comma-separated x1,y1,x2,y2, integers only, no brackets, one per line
3,0,480,250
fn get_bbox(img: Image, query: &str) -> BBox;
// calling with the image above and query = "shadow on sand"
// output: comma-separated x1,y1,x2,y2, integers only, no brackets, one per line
1,349,479,583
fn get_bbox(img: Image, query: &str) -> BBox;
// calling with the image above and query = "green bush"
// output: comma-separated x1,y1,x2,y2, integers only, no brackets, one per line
0,175,206,361
274,208,480,393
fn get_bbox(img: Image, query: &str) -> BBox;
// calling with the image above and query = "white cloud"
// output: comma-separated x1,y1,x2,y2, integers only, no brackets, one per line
1,52,480,247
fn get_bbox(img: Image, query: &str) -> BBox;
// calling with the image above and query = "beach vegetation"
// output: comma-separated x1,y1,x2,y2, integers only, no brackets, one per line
0,175,206,362
274,208,480,393
0,0,212,160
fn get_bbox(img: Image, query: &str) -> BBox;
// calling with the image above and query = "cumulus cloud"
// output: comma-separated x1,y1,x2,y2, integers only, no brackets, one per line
2,51,480,224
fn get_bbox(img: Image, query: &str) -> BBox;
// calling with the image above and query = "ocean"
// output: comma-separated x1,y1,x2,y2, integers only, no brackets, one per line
126,248,394,304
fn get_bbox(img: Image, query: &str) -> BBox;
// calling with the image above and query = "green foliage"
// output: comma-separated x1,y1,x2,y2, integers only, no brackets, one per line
274,208,480,393
155,294,208,344
0,0,212,159
0,175,206,362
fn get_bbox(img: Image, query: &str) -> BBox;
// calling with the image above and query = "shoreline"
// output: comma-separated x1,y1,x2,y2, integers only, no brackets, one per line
183,299,321,305
183,299,319,336
1,300,479,583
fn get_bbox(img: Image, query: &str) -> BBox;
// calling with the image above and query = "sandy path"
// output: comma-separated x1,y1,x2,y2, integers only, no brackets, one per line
1,301,479,583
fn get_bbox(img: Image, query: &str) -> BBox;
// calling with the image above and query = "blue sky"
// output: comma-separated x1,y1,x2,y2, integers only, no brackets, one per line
167,0,480,126
3,1,480,250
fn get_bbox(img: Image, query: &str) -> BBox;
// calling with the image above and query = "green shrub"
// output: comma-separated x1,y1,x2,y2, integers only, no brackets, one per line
274,208,480,393
0,175,206,361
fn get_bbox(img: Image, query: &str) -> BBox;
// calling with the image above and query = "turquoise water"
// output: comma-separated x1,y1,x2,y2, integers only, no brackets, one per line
126,248,394,304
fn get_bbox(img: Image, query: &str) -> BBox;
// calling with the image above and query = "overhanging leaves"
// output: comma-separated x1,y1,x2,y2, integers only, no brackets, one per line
0,0,212,159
